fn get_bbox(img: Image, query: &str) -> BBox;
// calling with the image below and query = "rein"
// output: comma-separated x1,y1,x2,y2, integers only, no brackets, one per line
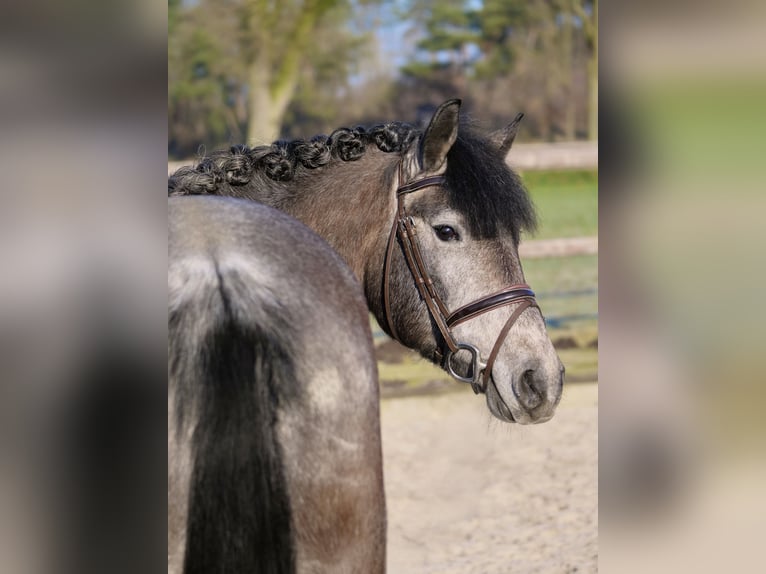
382,164,540,394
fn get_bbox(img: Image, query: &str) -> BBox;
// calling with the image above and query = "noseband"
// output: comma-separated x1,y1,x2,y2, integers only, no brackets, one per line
382,167,540,394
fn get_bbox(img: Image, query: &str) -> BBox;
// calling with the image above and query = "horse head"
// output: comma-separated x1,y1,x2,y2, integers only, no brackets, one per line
377,100,564,424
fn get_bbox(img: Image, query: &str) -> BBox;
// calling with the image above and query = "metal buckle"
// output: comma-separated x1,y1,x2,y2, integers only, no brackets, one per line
445,343,487,394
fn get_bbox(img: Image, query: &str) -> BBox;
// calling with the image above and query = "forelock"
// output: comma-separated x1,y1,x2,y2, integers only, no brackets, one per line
443,126,537,243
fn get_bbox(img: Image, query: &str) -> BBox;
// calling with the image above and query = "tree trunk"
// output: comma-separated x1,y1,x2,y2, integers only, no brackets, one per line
588,56,597,141
268,81,297,141
562,8,576,140
245,0,328,145
247,49,278,144
588,0,598,140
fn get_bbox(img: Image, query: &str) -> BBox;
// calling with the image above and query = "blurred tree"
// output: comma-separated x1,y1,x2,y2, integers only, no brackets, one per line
239,0,348,143
397,0,596,141
169,0,181,35
573,0,597,140
474,0,527,77
400,0,480,94
169,0,597,155
169,4,237,157
278,2,373,139
169,0,379,157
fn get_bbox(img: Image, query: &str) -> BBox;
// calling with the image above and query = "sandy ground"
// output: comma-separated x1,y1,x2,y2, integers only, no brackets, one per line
380,383,598,574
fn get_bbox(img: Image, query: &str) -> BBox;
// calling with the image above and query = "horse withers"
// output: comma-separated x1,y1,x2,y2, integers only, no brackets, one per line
170,99,564,424
168,196,385,573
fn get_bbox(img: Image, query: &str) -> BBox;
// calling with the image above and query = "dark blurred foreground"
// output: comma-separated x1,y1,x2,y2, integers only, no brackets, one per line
0,1,166,572
600,1,766,571
0,1,765,572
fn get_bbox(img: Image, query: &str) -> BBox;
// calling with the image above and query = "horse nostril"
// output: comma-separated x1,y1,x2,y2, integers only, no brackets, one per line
516,369,544,411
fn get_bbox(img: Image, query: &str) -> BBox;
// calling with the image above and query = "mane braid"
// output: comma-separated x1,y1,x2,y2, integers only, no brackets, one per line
167,119,537,242
168,122,421,197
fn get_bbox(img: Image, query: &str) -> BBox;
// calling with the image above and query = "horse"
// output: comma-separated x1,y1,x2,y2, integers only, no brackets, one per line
168,196,386,574
169,99,564,424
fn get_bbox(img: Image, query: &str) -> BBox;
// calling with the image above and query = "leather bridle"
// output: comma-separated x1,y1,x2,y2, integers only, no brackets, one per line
382,165,540,394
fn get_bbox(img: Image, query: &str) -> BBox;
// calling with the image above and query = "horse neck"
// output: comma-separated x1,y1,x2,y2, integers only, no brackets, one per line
274,151,398,294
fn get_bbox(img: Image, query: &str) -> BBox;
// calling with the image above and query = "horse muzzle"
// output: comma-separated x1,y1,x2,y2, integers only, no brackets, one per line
486,362,565,424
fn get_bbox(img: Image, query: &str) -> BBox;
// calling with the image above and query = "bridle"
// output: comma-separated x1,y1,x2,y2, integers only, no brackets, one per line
382,164,540,395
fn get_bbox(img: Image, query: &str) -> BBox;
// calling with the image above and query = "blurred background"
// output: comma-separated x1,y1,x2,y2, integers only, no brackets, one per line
599,1,766,572
168,0,597,154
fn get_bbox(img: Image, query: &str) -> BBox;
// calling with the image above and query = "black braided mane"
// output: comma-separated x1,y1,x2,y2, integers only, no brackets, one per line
168,122,420,196
168,119,537,242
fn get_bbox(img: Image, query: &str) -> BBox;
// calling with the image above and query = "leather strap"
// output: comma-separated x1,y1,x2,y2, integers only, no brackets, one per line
381,162,541,393
398,211,459,353
447,285,535,328
481,299,537,391
397,175,447,195
382,169,448,344
382,212,400,340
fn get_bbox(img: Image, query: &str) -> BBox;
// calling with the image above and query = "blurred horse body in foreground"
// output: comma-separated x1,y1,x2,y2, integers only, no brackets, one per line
168,197,384,573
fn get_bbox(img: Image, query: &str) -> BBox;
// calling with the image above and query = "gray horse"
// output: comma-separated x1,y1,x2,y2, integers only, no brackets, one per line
170,99,564,424
169,196,385,573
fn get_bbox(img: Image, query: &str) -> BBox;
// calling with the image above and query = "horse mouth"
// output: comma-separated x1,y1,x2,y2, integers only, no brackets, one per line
486,378,516,423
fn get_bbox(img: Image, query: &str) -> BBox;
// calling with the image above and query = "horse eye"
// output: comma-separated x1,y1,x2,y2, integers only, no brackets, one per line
434,225,459,242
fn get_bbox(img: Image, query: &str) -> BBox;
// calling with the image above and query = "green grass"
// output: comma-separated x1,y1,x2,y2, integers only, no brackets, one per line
557,346,598,382
524,254,598,292
377,354,449,387
520,169,598,240
524,254,598,383
526,253,598,383
524,254,598,317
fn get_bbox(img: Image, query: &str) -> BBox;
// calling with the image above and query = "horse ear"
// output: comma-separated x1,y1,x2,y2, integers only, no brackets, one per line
419,99,461,172
489,112,524,157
